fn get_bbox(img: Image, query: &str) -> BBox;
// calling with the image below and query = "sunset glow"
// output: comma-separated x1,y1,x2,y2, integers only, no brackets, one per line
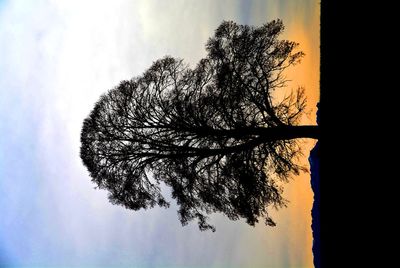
0,1,320,267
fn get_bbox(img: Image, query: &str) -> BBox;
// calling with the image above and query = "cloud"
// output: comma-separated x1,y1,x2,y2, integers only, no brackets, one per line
0,1,319,267
136,0,246,66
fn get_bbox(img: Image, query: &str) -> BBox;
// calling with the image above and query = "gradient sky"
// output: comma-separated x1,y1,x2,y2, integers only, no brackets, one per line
0,1,320,267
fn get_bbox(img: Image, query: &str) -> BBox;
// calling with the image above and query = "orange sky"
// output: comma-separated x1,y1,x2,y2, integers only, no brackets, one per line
0,1,320,267
267,3,320,267
139,3,321,264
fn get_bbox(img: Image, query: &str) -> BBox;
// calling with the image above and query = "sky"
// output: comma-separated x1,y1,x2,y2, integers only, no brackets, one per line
0,1,320,267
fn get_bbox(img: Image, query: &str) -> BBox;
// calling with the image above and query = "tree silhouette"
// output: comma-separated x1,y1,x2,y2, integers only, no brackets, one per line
80,20,319,231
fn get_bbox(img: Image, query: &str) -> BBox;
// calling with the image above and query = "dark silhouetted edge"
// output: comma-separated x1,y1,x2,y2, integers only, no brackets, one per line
309,103,320,268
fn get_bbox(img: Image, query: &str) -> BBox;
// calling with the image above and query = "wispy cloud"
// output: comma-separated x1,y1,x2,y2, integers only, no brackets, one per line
0,1,319,267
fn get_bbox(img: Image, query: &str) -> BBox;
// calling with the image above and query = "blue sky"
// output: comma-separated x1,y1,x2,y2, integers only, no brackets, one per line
0,1,319,267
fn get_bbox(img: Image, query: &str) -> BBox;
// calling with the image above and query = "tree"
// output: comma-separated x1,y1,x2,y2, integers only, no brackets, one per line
80,20,319,232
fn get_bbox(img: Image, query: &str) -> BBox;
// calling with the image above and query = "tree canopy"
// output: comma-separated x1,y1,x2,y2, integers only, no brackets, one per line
80,19,318,231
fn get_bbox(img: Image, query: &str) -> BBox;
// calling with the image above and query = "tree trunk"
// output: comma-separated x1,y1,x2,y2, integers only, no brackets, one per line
257,125,319,142
192,125,320,141
281,125,319,140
